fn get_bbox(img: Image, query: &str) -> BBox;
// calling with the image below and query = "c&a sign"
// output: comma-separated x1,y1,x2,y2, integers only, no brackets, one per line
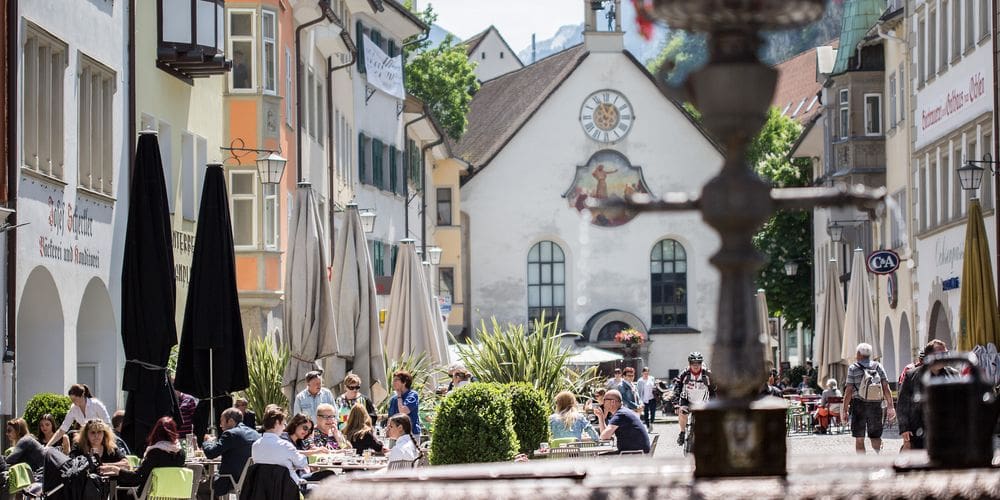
866,249,900,275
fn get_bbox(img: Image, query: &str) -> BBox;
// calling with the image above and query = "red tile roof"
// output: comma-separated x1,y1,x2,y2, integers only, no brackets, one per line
771,40,839,124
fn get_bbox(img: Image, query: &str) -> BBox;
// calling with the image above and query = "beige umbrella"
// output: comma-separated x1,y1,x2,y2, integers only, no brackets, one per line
815,259,847,384
282,184,339,400
328,204,386,403
840,248,879,364
755,289,775,367
384,240,449,367
423,261,452,359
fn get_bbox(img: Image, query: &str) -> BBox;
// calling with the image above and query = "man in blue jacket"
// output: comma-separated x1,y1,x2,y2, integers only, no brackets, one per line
201,407,261,497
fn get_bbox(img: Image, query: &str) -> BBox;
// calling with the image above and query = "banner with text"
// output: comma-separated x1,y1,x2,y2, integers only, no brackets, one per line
363,34,405,99
914,47,993,151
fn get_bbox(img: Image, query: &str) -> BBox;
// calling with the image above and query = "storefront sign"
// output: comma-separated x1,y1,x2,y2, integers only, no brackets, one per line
914,47,993,150
935,238,964,272
866,249,900,274
942,277,960,291
39,196,101,269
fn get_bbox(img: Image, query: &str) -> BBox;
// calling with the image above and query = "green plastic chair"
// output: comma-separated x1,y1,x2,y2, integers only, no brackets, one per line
7,462,33,494
121,467,194,500
125,455,141,469
550,437,575,448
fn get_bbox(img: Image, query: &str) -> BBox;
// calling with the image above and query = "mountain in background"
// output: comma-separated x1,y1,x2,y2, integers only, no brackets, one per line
516,0,668,64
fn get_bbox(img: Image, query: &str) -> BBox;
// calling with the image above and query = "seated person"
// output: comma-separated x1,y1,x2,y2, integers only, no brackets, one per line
385,414,419,463
5,418,45,472
99,417,186,493
110,410,131,456
343,404,384,454
812,379,842,434
280,413,324,455
548,391,599,441
37,414,71,455
235,398,257,430
311,404,350,450
336,374,379,424
200,407,260,497
797,376,816,395
251,407,311,492
71,419,128,467
594,389,650,454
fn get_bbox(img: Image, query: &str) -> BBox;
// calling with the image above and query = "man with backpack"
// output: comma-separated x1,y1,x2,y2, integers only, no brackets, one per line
841,343,896,454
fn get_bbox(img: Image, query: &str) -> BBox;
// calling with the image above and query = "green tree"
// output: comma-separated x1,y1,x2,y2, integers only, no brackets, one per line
401,3,479,140
750,107,814,330
646,31,707,87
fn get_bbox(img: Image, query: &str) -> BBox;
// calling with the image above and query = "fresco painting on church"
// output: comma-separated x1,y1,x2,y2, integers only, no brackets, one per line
564,150,651,227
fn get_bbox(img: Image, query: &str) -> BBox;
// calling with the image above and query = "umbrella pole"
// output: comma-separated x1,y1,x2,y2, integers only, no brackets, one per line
209,348,216,438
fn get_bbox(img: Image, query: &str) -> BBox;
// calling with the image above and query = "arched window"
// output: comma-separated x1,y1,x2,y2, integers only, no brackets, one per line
651,239,687,328
527,241,566,330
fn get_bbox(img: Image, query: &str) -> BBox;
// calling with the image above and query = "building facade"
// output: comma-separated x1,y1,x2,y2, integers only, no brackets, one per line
14,0,129,412
463,26,524,83
909,0,995,351
458,7,723,375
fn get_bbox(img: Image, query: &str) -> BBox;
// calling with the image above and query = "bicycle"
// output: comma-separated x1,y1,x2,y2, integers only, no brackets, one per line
682,409,695,456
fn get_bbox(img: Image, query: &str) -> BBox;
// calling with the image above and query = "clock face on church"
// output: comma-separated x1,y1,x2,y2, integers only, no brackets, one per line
579,89,634,143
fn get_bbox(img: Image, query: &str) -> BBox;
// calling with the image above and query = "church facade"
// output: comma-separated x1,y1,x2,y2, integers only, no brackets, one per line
456,7,725,375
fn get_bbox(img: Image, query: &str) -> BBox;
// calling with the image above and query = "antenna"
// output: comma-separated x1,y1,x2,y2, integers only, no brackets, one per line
531,33,536,63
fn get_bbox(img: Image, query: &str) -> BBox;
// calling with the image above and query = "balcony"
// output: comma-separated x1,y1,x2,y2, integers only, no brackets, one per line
157,0,231,83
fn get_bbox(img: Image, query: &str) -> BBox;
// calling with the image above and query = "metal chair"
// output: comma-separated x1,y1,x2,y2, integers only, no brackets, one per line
647,433,660,455
620,450,644,455
217,458,253,499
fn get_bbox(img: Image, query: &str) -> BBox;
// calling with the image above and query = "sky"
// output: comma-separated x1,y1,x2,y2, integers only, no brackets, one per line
423,0,583,53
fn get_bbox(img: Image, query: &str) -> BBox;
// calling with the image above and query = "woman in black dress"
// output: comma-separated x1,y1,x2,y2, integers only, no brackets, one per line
343,404,385,454
71,419,128,467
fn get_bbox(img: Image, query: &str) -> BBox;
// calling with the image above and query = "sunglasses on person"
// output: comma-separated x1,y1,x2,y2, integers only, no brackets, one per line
316,414,337,420
346,385,360,391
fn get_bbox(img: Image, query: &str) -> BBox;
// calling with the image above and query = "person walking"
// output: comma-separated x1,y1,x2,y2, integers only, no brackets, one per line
897,340,952,450
636,367,657,430
618,367,642,414
841,343,896,454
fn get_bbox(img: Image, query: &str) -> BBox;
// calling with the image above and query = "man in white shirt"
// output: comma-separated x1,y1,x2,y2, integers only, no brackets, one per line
635,367,657,430
251,408,309,487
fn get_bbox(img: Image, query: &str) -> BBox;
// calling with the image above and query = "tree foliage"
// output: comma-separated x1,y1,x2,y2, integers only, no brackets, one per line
750,107,814,330
402,4,479,140
646,31,707,87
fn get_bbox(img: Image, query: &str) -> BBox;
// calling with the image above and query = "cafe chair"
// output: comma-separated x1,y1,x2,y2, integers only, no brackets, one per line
647,434,660,455
387,459,416,471
620,450,644,455
238,464,300,500
6,462,33,495
119,467,196,500
125,455,141,469
217,458,253,499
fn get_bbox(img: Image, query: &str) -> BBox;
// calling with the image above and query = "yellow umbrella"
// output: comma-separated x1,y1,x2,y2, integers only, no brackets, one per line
958,198,1000,350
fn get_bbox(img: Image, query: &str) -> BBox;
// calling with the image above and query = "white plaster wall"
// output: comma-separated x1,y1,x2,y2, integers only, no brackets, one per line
461,51,724,374
470,31,523,82
15,0,128,412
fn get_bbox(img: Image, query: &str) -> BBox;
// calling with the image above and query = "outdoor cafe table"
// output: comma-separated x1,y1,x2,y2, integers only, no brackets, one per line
311,457,389,472
532,444,618,459
185,458,221,497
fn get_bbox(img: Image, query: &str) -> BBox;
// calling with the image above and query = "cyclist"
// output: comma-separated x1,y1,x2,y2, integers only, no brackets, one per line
671,352,717,446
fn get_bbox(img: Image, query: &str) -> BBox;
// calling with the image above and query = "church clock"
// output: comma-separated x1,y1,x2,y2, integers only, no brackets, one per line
579,89,634,143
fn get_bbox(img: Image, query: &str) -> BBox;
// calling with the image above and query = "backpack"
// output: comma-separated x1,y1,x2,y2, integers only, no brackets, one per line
855,362,884,401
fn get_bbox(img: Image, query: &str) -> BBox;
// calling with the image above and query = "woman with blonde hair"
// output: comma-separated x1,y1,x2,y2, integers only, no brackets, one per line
548,391,599,441
343,403,385,454
72,419,128,466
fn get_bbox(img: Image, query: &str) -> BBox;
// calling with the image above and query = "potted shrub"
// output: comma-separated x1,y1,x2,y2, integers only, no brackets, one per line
23,393,72,437
430,383,518,465
506,383,550,455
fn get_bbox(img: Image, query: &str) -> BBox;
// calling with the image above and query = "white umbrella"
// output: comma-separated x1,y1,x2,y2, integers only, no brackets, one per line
815,260,847,384
384,240,449,367
423,261,452,359
840,249,879,364
328,204,386,402
567,345,623,366
282,184,339,400
755,289,775,366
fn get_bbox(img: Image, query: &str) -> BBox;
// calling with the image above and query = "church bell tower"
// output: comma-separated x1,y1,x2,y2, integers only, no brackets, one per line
584,0,625,52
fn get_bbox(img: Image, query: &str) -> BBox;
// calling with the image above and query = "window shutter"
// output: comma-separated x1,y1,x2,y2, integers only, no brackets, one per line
372,139,383,189
402,141,410,189
356,21,366,73
391,244,399,274
358,133,367,184
372,30,382,50
388,40,397,58
389,148,398,194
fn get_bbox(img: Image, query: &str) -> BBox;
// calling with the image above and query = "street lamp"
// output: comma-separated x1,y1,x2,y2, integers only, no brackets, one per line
255,152,287,186
827,221,844,243
359,209,377,234
957,153,991,192
784,260,799,276
427,246,443,265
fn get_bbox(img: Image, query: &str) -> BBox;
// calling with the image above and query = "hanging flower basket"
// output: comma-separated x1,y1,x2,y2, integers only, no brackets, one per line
614,328,645,349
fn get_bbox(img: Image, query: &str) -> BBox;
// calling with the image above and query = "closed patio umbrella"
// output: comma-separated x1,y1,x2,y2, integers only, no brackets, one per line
755,289,775,366
120,131,180,454
283,184,339,400
958,199,999,385
328,204,386,401
384,240,449,367
423,260,451,362
841,249,879,363
173,164,249,435
815,260,847,384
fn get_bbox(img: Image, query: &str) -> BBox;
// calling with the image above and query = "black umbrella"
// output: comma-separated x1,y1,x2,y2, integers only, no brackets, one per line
173,164,248,435
121,131,181,455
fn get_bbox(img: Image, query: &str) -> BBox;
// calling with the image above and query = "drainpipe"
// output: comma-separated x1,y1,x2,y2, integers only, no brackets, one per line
419,136,443,257
5,0,18,422
403,112,427,236
295,10,330,184
325,28,356,262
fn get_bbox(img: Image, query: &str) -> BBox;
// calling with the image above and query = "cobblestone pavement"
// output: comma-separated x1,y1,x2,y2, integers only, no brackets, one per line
648,419,904,459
